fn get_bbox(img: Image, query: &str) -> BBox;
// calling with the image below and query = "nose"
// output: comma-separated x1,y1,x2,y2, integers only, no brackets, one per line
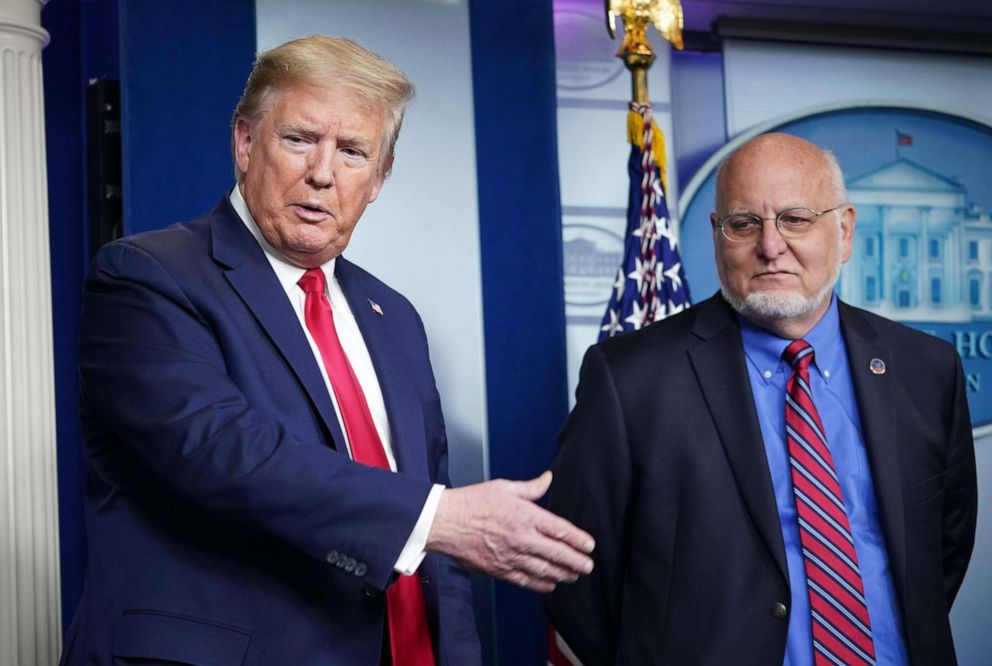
756,219,788,258
306,142,335,189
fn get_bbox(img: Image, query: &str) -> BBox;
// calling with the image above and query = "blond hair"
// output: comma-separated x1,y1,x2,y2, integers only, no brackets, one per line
231,35,415,178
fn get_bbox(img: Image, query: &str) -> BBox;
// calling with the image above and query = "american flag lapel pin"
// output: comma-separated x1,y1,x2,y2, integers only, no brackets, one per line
368,299,384,316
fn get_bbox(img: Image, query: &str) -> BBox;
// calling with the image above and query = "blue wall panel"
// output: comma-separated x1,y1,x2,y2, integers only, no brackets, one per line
119,0,255,234
469,1,569,663
42,0,86,632
44,0,125,631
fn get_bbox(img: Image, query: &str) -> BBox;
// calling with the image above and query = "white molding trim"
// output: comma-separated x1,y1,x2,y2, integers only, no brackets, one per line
0,0,61,663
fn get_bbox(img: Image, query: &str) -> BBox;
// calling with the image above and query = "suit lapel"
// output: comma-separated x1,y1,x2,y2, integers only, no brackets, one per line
687,296,789,584
336,258,429,481
208,198,347,449
838,302,907,605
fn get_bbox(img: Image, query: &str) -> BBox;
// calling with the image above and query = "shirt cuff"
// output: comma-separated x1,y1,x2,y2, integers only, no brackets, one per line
394,483,445,575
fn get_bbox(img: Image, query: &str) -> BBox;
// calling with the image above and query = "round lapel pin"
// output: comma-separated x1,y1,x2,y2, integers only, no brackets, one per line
869,358,886,375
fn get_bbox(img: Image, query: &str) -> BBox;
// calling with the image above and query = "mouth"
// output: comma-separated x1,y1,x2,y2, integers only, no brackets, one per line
752,271,797,282
292,203,331,221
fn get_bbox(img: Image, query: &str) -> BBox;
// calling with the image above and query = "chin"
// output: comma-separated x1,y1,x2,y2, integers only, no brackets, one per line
721,285,832,321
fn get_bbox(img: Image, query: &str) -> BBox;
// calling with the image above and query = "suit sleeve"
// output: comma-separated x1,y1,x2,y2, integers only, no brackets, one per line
79,240,432,591
940,351,978,608
544,344,633,665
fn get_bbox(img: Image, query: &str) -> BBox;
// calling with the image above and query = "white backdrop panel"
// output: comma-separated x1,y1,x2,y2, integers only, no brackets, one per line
724,40,992,136
255,0,487,485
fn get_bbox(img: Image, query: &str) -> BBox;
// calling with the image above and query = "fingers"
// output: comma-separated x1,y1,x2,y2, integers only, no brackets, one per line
481,533,591,593
538,530,595,579
512,470,553,501
426,476,596,593
499,553,578,593
524,512,594,580
536,511,596,556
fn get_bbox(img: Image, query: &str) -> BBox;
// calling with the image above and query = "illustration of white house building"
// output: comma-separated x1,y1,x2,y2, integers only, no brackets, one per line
839,157,992,322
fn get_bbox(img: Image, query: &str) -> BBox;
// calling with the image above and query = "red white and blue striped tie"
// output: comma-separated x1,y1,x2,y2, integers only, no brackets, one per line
783,339,876,666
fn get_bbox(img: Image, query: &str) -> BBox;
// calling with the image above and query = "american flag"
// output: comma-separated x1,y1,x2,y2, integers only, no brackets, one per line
599,101,690,341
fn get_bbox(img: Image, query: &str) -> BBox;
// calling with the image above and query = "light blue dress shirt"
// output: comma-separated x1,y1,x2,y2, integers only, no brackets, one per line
739,296,909,666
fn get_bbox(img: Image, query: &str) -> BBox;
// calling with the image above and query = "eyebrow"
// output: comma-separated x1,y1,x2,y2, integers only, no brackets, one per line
276,123,320,140
275,123,377,153
336,132,377,154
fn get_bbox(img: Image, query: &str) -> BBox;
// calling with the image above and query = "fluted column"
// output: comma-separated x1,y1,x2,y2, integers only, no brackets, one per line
0,0,61,664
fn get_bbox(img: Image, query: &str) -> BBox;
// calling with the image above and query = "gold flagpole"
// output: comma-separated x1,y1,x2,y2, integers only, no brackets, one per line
606,0,685,103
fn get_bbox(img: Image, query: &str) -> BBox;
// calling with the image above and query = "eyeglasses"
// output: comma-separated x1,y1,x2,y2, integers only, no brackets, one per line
715,206,844,243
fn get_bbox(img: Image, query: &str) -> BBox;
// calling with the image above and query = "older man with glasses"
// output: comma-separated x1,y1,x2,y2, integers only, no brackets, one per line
545,132,977,666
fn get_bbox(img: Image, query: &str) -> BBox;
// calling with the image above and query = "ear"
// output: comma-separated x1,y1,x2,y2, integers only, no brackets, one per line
367,171,386,204
839,204,857,263
234,117,254,176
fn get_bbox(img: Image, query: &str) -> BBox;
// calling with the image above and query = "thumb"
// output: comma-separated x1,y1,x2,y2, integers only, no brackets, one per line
514,470,553,501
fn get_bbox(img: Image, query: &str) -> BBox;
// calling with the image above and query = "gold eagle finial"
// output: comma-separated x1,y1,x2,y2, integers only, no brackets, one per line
605,0,683,102
606,0,684,51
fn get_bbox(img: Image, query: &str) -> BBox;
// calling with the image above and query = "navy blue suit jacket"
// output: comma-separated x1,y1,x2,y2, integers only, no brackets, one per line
545,294,977,666
62,197,480,665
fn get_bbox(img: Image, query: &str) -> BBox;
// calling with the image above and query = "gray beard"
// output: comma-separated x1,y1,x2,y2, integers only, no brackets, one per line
720,260,842,323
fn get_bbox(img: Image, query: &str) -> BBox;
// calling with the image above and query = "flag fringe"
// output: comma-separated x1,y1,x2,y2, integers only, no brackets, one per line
627,109,668,193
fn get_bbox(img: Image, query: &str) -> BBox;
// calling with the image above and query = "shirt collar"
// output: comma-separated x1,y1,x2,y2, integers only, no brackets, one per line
228,185,336,297
738,294,842,385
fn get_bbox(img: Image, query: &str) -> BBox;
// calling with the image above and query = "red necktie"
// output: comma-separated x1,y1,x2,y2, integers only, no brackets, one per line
783,340,876,666
298,268,435,666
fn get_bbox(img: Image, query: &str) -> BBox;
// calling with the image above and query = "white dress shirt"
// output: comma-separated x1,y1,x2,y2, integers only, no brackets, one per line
230,186,442,575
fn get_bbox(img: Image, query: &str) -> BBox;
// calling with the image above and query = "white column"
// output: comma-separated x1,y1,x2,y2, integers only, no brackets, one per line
0,1,61,664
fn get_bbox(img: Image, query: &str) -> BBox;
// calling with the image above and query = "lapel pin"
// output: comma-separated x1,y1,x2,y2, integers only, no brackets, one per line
869,358,886,375
368,299,384,316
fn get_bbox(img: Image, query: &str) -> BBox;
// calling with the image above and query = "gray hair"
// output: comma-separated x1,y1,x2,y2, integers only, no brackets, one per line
821,148,848,203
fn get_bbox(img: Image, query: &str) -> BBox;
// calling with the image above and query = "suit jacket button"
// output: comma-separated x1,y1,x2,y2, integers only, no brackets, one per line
344,557,357,573
354,563,367,577
325,550,339,564
772,602,788,619
363,585,381,599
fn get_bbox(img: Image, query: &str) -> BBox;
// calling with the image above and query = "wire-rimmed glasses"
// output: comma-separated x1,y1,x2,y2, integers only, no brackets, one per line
715,206,844,243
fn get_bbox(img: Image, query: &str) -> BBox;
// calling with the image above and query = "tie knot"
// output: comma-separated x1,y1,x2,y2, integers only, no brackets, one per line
783,339,814,370
298,268,327,295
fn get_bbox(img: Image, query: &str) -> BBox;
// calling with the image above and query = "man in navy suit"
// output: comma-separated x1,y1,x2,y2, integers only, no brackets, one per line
63,36,593,665
545,133,977,665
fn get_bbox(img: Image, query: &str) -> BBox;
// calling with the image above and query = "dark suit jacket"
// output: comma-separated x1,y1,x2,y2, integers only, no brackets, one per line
545,294,977,665
62,196,480,665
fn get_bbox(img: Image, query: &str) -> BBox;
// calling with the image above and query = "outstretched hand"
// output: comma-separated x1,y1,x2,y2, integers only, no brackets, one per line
426,471,594,593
